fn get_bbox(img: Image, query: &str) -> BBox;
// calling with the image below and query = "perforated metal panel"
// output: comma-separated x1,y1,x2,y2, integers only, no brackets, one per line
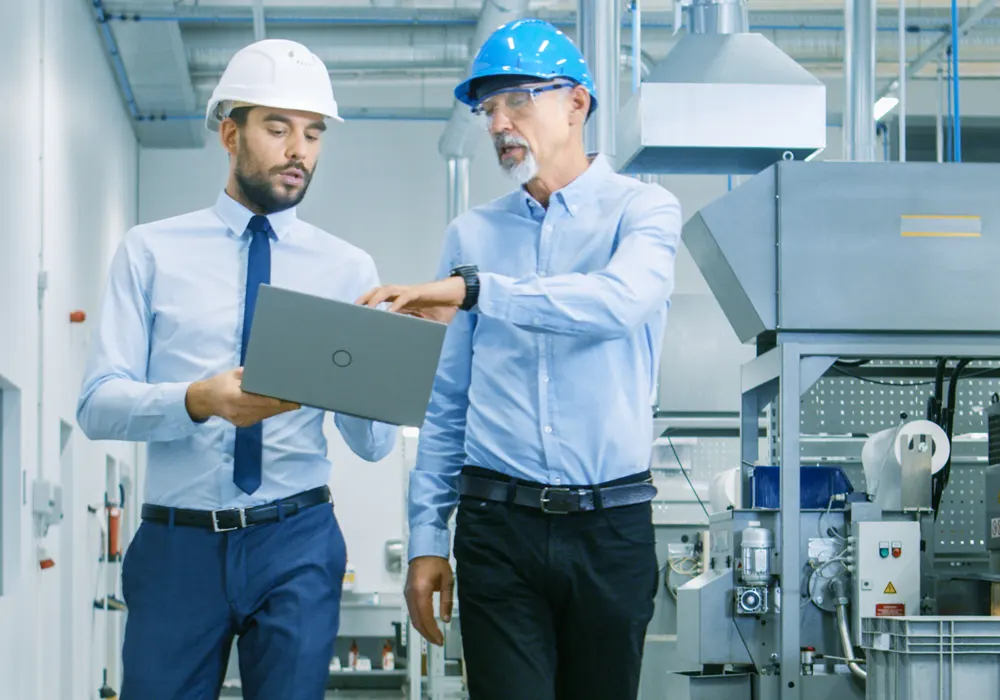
801,361,1000,436
788,361,994,559
935,464,988,554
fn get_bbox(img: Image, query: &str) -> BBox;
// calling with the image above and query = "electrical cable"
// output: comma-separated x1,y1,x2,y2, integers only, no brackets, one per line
933,358,972,513
830,365,936,387
666,434,711,520
664,434,757,672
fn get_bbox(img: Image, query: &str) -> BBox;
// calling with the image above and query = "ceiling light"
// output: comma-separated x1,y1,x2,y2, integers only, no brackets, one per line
874,97,899,121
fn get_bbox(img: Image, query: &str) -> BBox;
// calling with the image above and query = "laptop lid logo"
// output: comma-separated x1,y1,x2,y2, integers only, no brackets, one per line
332,350,353,368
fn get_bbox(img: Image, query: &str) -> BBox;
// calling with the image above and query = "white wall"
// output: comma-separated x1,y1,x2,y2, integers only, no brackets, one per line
0,0,139,698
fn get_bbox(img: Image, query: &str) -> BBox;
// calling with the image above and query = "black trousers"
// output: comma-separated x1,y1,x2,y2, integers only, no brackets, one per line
454,467,659,700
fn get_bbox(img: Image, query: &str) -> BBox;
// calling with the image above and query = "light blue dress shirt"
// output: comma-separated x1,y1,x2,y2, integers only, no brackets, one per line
77,191,397,510
408,155,682,560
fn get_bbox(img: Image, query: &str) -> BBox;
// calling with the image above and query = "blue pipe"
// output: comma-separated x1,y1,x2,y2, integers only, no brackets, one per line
92,0,140,118
113,14,935,32
137,113,450,123
950,0,962,162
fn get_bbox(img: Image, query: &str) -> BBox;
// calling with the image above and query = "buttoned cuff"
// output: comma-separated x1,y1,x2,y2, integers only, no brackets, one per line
473,272,507,319
163,381,205,429
408,524,451,561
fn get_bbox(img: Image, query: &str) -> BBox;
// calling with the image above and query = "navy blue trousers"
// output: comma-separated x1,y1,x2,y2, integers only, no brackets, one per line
120,501,346,700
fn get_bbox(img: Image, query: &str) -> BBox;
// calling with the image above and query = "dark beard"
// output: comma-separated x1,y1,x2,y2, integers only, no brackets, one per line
234,145,313,214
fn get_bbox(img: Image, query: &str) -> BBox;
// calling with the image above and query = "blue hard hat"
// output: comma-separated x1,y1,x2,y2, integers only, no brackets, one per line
455,18,597,116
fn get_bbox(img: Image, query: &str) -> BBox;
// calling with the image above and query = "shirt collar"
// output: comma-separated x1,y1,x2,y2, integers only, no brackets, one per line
519,153,611,218
214,190,298,240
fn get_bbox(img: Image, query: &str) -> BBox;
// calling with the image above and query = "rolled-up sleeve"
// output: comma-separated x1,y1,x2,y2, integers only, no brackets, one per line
475,186,682,339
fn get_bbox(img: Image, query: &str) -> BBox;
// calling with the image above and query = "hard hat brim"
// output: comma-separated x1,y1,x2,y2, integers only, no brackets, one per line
204,97,344,133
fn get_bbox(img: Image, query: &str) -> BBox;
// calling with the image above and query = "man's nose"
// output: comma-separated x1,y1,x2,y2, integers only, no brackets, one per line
285,131,307,162
489,111,514,135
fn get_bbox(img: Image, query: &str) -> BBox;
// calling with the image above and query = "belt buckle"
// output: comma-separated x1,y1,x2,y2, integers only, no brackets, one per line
539,487,575,515
211,507,247,532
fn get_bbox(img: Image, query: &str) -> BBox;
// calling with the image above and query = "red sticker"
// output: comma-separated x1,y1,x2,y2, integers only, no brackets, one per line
876,604,906,617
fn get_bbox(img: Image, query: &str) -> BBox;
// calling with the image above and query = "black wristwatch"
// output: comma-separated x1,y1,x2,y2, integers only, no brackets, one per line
450,264,480,311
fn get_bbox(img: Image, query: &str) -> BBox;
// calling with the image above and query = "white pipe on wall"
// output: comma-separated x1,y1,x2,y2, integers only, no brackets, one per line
844,0,877,161
578,0,620,158
446,157,470,224
898,0,906,161
437,0,529,160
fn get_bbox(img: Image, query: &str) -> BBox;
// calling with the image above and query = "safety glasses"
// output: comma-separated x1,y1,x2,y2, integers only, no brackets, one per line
471,82,573,129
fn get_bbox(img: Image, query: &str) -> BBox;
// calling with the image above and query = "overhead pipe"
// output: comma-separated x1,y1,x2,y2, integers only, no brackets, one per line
446,157,471,224
950,0,962,161
578,0,621,158
876,0,1000,100
631,1,642,94
182,29,1000,79
252,0,265,41
936,60,945,162
104,6,1000,32
91,0,141,119
844,0,877,161
630,1,656,186
898,0,906,161
437,0,530,161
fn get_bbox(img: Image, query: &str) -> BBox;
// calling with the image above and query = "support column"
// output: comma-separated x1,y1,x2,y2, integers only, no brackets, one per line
446,157,470,223
577,0,620,158
778,344,802,700
844,0,877,161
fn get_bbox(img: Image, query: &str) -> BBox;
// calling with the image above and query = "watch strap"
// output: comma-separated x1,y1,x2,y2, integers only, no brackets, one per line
450,265,480,311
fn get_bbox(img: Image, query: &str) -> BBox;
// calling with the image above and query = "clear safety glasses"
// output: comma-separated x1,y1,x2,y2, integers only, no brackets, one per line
471,83,573,129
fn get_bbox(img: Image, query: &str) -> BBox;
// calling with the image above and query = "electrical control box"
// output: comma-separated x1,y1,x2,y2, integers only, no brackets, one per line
850,520,921,645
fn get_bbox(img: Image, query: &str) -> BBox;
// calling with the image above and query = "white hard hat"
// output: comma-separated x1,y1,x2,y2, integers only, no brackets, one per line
205,38,343,132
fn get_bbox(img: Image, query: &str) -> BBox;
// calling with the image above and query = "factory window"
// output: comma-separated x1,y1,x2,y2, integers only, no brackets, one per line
0,376,23,596
886,115,1000,162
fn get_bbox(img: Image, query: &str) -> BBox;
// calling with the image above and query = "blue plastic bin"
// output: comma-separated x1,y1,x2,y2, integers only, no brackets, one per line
750,466,854,509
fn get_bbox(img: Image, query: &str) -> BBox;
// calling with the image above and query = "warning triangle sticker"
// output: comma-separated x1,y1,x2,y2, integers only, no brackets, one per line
884,582,897,595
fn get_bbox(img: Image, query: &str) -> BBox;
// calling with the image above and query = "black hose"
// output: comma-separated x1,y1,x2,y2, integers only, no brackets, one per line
926,358,948,425
932,359,972,514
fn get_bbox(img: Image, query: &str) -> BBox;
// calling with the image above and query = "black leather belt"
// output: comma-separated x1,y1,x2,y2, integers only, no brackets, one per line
141,486,332,532
459,474,657,515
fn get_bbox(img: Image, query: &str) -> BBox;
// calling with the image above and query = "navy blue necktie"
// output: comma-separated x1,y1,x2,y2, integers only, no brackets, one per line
234,215,272,495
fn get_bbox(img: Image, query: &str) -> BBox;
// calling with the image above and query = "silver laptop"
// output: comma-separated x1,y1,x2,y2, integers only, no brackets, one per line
240,284,448,427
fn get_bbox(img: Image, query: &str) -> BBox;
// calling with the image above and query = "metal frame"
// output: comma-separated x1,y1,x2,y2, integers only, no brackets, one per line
741,331,1000,700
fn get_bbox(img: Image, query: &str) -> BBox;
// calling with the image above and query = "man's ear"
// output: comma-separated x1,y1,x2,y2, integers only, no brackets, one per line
568,86,590,126
219,119,239,157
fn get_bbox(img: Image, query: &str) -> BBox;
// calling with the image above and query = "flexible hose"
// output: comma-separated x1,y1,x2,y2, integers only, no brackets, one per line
830,578,868,681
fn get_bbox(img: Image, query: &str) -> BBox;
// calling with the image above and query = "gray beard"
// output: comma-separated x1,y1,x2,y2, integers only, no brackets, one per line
500,148,539,185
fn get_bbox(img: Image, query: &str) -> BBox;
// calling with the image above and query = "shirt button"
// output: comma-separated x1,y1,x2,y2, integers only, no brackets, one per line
544,426,553,434
542,375,550,383
543,224,552,233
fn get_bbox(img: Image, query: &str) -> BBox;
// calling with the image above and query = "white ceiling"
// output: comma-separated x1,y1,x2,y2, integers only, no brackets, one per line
97,0,1000,147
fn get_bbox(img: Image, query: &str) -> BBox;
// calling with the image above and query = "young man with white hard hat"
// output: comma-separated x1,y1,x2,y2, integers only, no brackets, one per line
359,18,681,699
77,39,396,699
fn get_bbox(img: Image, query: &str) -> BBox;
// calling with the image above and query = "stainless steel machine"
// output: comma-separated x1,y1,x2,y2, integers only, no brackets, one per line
649,159,1000,700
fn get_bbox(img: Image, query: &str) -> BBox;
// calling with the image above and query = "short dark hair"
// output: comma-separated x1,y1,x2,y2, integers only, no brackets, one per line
227,106,253,127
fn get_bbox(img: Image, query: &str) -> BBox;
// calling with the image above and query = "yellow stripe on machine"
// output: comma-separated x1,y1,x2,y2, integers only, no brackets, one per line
900,214,982,237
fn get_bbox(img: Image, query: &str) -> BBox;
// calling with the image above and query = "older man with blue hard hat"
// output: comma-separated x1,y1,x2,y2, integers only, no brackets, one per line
359,18,682,700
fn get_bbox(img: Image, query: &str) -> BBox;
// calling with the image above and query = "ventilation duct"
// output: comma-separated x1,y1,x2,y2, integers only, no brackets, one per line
616,0,827,176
